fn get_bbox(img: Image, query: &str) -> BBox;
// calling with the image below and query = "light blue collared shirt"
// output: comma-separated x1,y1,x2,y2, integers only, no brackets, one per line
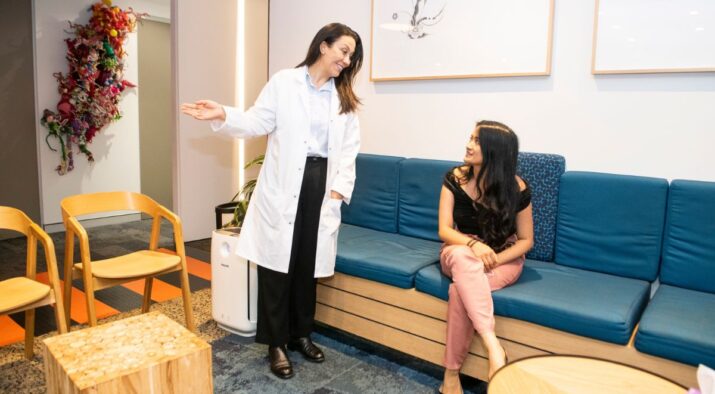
304,66,333,158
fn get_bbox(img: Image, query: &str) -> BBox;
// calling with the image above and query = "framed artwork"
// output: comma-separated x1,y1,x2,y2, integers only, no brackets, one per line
370,0,555,81
592,0,715,74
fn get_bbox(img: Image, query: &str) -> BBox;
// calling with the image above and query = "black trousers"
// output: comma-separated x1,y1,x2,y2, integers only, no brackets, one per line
255,157,327,346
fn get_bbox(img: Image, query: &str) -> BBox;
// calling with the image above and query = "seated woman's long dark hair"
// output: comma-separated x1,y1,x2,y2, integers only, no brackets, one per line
458,120,520,248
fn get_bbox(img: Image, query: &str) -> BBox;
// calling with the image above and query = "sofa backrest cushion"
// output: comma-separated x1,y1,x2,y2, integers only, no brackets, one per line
660,180,715,293
517,152,566,262
398,158,460,241
341,154,404,233
555,171,668,281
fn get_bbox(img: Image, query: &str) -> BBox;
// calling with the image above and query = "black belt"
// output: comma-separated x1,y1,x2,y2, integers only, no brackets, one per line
306,156,327,162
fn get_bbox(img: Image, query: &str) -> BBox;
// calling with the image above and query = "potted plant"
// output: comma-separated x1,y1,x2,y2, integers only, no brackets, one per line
214,154,264,230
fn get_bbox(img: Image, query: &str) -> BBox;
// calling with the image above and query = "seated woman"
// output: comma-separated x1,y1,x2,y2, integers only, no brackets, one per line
437,120,534,393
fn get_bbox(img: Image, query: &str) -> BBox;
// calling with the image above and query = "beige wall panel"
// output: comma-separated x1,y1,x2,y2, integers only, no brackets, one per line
0,0,41,231
139,20,173,210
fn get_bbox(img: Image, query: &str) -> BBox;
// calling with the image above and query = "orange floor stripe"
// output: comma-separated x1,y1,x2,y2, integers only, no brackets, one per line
122,278,182,302
186,255,212,281
35,272,119,324
0,315,25,346
158,248,212,281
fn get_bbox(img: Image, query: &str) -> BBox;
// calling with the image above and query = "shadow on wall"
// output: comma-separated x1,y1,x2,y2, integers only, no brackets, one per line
593,72,715,92
373,75,555,95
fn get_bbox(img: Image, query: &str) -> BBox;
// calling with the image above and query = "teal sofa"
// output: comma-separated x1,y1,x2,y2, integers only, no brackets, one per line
315,153,711,387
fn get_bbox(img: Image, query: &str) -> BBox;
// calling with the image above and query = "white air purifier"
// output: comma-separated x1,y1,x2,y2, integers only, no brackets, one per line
211,228,258,336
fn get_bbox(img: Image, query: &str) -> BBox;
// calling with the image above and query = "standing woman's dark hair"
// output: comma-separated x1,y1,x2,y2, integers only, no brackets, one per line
297,23,363,114
459,120,521,247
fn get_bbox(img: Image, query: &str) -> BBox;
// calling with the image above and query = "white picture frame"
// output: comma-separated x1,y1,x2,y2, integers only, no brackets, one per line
592,0,715,74
370,0,555,81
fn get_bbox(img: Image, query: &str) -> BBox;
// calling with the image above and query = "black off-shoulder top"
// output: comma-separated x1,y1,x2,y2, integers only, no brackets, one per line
443,168,531,249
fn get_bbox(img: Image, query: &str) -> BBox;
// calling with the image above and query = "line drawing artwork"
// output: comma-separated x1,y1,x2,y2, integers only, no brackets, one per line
371,0,554,80
390,0,447,39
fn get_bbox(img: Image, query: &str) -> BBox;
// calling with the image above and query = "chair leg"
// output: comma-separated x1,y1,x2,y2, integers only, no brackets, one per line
63,265,73,331
51,285,68,335
179,267,195,332
53,301,68,335
24,309,35,359
63,231,75,331
84,278,98,327
142,277,154,313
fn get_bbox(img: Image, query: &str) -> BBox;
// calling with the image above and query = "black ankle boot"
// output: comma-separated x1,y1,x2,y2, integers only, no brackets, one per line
287,337,325,363
268,345,294,379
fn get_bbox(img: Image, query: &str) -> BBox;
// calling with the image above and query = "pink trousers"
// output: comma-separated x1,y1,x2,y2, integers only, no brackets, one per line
440,239,524,369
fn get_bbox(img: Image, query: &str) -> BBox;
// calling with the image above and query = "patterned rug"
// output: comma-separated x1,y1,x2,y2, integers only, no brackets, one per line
0,221,486,393
0,248,210,346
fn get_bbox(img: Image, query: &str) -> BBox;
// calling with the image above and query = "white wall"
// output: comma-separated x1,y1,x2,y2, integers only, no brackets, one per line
34,0,154,225
269,0,715,182
135,0,170,21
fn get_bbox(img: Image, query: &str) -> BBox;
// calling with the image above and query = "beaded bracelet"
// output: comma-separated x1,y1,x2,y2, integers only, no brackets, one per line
467,239,477,248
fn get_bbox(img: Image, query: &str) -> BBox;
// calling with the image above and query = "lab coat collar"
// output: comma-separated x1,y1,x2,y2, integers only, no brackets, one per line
302,65,335,92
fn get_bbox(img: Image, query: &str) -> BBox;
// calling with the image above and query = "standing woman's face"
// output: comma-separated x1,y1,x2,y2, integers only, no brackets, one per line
464,128,483,166
319,35,356,78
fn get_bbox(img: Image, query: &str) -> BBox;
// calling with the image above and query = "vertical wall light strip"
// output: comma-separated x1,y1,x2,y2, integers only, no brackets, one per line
236,0,247,193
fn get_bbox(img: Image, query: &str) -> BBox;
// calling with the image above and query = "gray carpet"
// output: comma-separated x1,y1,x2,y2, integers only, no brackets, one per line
0,219,486,393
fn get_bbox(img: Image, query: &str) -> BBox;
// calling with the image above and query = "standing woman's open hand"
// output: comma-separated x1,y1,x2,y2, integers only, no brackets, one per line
180,99,226,121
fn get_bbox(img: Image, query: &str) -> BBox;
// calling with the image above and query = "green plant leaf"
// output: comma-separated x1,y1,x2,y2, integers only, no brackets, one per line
227,154,264,228
244,154,264,169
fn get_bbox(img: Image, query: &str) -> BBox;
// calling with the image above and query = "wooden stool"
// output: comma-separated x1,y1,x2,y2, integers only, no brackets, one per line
43,312,212,393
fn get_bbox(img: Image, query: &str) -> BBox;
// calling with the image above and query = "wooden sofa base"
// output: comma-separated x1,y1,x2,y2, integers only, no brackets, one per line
316,272,696,387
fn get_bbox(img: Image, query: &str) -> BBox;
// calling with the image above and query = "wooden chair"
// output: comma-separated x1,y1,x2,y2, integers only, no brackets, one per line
0,206,67,359
60,192,195,331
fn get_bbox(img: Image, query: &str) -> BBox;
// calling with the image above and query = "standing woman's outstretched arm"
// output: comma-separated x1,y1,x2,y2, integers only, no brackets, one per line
181,71,279,138
181,99,226,121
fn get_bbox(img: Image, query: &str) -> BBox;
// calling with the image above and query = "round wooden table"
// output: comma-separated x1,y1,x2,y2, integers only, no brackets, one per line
488,355,687,394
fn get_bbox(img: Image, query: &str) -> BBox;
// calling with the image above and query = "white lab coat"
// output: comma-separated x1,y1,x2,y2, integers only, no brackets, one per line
213,67,360,277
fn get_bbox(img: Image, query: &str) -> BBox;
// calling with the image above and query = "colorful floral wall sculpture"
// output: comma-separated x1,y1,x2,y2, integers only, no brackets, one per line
41,0,143,175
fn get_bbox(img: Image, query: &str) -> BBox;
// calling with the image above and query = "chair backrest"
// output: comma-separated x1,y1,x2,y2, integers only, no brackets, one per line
517,152,566,262
341,154,404,233
555,171,668,281
61,192,159,220
0,206,60,285
660,180,715,293
398,158,461,241
0,206,32,236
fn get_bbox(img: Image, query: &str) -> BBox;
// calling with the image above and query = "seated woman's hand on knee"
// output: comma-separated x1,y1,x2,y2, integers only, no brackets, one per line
470,241,498,270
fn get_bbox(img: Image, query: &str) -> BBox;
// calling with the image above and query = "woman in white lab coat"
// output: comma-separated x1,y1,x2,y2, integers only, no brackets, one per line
181,23,362,379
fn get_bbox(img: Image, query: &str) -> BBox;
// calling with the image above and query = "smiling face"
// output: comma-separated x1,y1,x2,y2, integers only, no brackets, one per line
318,35,356,78
464,127,483,166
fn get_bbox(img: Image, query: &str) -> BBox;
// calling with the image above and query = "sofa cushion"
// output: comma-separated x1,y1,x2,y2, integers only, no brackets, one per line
336,224,441,288
415,260,650,344
555,172,668,281
517,152,565,262
397,158,459,241
415,263,451,300
660,180,715,293
635,285,715,368
341,154,404,233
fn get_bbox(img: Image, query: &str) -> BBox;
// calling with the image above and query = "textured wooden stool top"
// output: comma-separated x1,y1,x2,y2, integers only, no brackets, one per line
43,311,209,390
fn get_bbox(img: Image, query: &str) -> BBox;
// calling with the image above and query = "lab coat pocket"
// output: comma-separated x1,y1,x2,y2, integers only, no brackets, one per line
253,189,285,229
321,198,343,235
